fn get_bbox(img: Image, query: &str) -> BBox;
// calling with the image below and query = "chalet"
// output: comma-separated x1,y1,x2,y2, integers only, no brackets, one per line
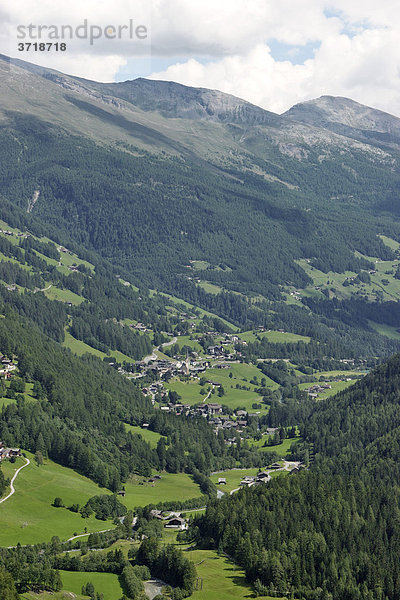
290,465,305,475
269,462,282,469
217,478,226,485
0,446,21,461
207,345,224,356
236,410,247,418
204,403,222,415
222,420,236,430
240,478,254,487
165,516,188,530
256,471,271,484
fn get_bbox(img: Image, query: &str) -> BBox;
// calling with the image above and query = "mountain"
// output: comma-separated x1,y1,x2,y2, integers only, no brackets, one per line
2,54,400,354
285,95,400,150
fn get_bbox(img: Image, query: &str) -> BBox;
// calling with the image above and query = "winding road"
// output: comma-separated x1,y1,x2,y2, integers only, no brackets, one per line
0,456,30,505
143,336,178,364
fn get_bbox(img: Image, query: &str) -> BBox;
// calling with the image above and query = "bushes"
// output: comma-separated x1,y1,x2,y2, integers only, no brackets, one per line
80,495,127,520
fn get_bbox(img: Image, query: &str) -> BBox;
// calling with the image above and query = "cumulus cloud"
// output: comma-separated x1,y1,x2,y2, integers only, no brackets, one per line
0,0,400,115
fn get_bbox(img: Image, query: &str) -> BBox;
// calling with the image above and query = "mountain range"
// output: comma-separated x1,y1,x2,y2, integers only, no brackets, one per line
1,53,400,345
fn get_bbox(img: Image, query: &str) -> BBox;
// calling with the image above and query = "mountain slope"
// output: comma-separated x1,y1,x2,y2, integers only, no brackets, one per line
1,55,400,337
284,95,400,150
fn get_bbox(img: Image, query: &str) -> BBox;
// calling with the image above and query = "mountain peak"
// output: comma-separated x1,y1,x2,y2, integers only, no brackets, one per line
283,95,400,148
86,76,281,125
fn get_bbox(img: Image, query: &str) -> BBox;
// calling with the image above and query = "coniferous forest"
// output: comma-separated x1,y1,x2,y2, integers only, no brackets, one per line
2,54,400,599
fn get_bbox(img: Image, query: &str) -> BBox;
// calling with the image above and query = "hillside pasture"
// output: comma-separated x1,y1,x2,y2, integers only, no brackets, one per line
0,452,111,546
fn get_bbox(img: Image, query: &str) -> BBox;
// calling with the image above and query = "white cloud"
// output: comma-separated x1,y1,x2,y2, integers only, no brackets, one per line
1,0,400,115
148,8,400,117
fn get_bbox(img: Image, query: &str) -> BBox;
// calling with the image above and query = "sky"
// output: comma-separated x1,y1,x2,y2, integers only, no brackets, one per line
1,0,400,116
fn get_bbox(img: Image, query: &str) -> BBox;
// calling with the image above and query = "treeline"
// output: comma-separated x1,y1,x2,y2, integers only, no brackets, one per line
190,351,400,599
303,351,400,483
0,307,268,487
193,472,400,600
69,313,152,358
0,310,156,488
3,113,398,307
134,539,196,597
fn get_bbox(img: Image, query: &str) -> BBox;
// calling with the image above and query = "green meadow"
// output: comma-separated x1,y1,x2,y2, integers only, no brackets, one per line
197,281,224,295
239,330,311,344
124,423,165,448
297,247,400,303
188,548,287,600
0,453,111,546
368,320,400,341
43,285,84,305
164,378,208,404
298,379,358,398
63,330,136,363
250,436,302,456
122,472,203,510
210,468,260,493
158,292,239,331
59,571,123,600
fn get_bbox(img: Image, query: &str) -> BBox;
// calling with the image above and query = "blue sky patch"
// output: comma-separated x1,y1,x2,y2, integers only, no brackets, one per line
268,39,321,64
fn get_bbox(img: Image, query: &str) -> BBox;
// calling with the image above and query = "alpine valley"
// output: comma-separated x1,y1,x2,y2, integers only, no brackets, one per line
1,53,400,600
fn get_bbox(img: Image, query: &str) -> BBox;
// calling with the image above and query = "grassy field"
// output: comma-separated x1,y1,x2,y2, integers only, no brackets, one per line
368,320,400,341
299,379,358,398
190,260,210,270
0,396,18,409
0,453,111,546
210,468,260,493
188,549,286,600
0,250,32,271
43,285,84,305
197,281,224,295
297,251,400,303
315,370,366,378
60,571,123,600
250,436,301,456
239,330,310,344
63,330,106,359
63,330,136,363
165,378,207,404
124,423,166,448
158,292,239,332
122,472,203,510
379,234,400,251
22,593,86,600
173,335,205,354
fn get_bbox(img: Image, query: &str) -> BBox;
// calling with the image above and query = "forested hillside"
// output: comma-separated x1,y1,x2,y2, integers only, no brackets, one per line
3,54,400,599
190,352,400,600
